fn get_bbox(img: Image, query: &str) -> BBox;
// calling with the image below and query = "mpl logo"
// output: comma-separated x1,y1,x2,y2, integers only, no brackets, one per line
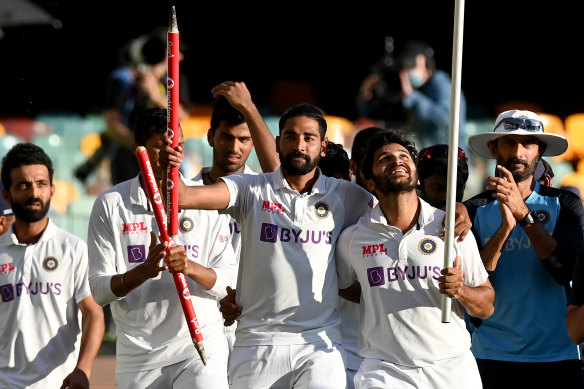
122,222,149,234
0,262,15,274
362,243,388,258
261,200,285,214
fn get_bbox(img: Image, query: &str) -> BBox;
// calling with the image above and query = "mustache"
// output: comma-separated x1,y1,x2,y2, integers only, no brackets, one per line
24,197,44,206
225,152,242,159
287,151,310,162
505,158,528,168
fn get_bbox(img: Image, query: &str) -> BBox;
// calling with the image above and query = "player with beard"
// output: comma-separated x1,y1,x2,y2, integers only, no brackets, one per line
335,129,493,388
464,109,584,388
173,101,375,388
191,83,280,353
0,143,104,388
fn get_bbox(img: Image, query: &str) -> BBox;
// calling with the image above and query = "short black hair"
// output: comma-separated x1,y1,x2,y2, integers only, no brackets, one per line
361,130,418,180
318,142,350,180
133,107,168,145
279,103,327,139
1,143,54,189
396,40,436,71
417,144,469,201
210,96,245,132
351,127,385,167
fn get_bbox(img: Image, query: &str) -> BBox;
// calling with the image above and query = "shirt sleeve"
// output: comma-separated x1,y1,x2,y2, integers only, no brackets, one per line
201,213,238,299
87,194,122,306
72,238,92,304
569,251,584,306
336,226,358,289
457,232,489,288
544,192,584,285
341,181,376,229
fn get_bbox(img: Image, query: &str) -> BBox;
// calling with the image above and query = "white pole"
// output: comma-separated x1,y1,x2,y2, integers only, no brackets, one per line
441,0,465,323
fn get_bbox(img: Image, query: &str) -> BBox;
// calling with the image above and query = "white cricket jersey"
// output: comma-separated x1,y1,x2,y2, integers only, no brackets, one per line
220,167,375,346
336,199,489,367
192,165,256,261
0,220,91,388
87,174,237,374
193,165,257,341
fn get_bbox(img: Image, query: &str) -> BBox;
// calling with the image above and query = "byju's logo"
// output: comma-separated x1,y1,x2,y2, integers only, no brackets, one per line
0,284,14,302
1,282,63,302
127,245,146,263
259,223,332,244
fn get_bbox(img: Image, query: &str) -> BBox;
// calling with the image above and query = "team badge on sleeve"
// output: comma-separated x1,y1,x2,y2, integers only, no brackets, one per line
42,256,59,272
179,216,195,233
534,209,550,225
418,238,437,255
314,201,330,218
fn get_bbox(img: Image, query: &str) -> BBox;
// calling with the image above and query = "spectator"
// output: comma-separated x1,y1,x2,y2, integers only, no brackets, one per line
464,109,584,388
0,143,104,388
0,181,15,235
336,129,494,388
75,27,192,187
87,108,237,388
357,39,467,151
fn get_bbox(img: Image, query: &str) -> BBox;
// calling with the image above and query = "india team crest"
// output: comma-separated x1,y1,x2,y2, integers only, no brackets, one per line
418,238,437,255
179,216,195,233
43,256,59,272
533,209,550,225
314,201,330,219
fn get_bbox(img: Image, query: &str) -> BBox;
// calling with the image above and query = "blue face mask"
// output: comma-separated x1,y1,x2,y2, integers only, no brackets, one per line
407,69,425,88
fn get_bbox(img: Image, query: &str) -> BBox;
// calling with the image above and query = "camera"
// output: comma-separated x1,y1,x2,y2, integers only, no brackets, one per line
371,36,403,105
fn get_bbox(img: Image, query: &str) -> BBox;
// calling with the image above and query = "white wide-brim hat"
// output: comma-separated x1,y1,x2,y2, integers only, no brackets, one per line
468,109,568,159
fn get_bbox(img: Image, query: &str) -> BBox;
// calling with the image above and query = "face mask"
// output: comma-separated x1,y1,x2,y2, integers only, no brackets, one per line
408,69,425,88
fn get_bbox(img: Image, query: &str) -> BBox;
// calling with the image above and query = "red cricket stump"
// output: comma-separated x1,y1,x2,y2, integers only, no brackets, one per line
166,5,180,236
136,146,207,365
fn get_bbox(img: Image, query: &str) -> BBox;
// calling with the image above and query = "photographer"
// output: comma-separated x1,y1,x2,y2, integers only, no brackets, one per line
75,27,192,187
356,39,467,151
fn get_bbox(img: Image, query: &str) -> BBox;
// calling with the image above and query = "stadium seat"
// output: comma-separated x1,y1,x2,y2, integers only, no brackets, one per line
535,112,573,162
563,113,584,160
80,132,102,157
181,115,211,140
0,116,37,142
0,134,25,157
325,115,355,146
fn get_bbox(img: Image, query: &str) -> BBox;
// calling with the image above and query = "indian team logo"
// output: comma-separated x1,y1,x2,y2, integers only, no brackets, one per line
43,256,59,272
314,201,330,219
418,238,437,255
533,209,550,225
179,216,195,233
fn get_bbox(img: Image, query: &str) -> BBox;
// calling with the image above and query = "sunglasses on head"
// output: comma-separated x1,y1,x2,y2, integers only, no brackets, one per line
418,144,466,161
494,117,544,133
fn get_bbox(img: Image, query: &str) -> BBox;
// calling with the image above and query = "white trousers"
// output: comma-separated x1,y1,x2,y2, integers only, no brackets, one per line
355,350,482,389
228,343,348,389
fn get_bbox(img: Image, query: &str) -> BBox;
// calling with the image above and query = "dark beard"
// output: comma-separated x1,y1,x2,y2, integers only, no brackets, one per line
501,157,538,183
11,198,51,223
373,169,419,196
280,151,320,176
